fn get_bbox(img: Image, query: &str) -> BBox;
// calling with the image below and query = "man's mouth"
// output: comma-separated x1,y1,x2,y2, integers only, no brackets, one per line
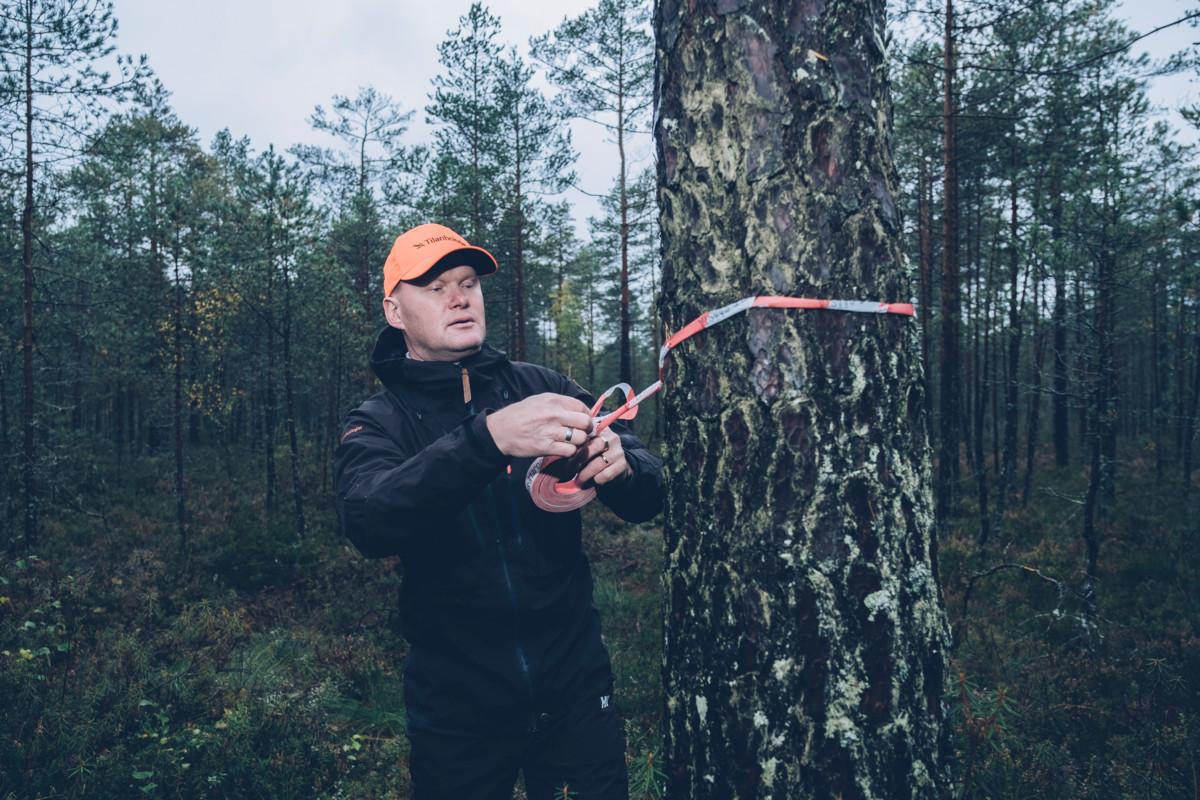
449,318,475,328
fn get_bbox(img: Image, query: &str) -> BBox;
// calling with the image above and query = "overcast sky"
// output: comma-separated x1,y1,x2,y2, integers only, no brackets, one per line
110,0,1199,238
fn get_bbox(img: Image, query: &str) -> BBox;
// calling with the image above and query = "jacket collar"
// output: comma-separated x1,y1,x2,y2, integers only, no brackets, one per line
370,326,508,398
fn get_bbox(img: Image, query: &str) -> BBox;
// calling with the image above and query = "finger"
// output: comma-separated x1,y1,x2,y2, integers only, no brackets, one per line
558,425,592,447
578,436,606,460
557,410,595,433
549,394,593,415
578,450,622,486
547,442,579,459
576,457,603,487
592,457,630,485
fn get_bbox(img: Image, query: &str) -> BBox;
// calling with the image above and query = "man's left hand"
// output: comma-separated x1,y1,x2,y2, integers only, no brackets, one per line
573,428,632,487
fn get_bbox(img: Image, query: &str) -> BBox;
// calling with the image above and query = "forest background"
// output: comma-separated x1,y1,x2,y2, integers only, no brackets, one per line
2,0,1199,797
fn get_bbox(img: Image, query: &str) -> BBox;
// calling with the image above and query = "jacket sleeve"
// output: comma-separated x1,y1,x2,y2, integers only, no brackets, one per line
332,408,507,559
556,374,665,524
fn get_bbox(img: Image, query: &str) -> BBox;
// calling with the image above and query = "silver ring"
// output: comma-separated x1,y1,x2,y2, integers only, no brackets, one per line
601,453,610,465
564,427,573,443
602,437,611,453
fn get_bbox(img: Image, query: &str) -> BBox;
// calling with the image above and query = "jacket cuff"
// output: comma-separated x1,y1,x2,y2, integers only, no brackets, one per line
464,409,506,467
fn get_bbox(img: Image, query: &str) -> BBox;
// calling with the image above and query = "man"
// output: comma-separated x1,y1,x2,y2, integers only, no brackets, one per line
333,222,664,799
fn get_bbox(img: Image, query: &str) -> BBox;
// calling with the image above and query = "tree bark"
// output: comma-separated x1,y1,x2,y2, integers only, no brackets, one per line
655,2,950,796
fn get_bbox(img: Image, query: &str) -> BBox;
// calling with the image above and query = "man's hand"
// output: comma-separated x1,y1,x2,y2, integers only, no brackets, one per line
572,428,632,487
485,393,595,459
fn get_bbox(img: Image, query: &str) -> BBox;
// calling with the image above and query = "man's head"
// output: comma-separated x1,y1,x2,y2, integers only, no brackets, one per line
381,223,498,362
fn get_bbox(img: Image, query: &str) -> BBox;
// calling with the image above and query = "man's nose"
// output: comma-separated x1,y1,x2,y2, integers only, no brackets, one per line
448,286,469,307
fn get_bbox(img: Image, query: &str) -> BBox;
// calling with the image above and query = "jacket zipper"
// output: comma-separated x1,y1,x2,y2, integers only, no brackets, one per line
462,365,536,717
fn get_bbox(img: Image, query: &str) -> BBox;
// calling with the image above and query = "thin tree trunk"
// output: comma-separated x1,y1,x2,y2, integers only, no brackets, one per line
937,0,961,524
1000,156,1023,510
918,157,933,409
1051,165,1070,466
617,68,632,385
264,208,277,516
1023,261,1047,506
281,232,306,539
974,234,992,549
172,238,187,559
514,108,526,361
21,3,37,546
1,354,11,551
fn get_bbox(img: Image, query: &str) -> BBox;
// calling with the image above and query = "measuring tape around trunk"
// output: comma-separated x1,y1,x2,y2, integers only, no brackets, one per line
524,294,916,512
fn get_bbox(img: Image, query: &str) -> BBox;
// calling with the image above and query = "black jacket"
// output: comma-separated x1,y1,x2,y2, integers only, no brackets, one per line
333,327,664,735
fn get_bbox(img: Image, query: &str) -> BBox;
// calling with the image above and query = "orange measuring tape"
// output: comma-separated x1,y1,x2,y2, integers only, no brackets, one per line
524,294,916,512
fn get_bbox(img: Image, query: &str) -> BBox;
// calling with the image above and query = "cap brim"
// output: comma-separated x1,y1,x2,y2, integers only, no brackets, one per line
427,247,498,278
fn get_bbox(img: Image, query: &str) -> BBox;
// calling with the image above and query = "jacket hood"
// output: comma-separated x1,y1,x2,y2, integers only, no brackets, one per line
370,326,509,398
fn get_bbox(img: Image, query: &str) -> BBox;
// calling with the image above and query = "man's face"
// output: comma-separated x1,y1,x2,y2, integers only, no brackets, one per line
382,264,486,361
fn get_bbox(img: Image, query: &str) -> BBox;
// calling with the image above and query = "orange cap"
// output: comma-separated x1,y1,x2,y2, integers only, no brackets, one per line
382,223,498,298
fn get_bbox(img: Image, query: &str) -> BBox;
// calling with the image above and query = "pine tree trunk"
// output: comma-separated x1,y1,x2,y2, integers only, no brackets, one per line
618,84,632,384
937,0,961,525
1022,261,1046,506
172,242,187,558
282,244,306,539
514,109,527,361
21,6,37,546
918,158,933,410
973,241,991,549
1,355,11,551
1000,161,1023,511
655,2,950,796
1051,170,1070,466
264,230,277,516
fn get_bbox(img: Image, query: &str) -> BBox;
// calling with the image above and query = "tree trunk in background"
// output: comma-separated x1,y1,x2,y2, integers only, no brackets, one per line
1,355,11,550
618,87,633,385
1182,294,1200,488
1051,166,1070,467
655,2,950,796
172,241,187,559
937,0,961,526
1148,258,1165,473
973,236,991,549
282,248,306,539
1023,259,1046,506
21,7,38,546
513,108,527,361
263,231,277,517
1000,159,1023,511
918,158,933,411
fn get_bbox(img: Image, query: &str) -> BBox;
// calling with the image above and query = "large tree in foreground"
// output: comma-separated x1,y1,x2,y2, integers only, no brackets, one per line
655,1,950,797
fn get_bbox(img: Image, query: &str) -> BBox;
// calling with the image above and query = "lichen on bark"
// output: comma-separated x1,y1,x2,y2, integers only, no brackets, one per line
655,1,951,798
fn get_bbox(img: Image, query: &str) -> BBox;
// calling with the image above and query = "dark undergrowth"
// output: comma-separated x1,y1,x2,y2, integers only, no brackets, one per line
940,445,1200,799
0,443,665,800
1,438,1197,798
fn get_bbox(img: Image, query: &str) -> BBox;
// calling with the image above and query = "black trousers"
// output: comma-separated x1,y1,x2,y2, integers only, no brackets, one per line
408,691,628,800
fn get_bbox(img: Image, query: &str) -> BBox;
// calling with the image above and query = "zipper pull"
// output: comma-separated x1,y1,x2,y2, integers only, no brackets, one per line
461,366,472,406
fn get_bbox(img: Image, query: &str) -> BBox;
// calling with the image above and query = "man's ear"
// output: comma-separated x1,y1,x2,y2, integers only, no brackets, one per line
382,293,405,330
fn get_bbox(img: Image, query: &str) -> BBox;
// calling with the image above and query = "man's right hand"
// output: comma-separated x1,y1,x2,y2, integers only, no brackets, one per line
485,393,594,459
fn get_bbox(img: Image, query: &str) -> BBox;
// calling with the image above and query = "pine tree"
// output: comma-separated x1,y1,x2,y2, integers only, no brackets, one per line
426,2,505,243
0,0,147,546
656,1,950,794
491,47,575,361
532,0,654,384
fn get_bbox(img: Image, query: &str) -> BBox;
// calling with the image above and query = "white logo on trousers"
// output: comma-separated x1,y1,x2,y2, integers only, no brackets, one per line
600,695,610,709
